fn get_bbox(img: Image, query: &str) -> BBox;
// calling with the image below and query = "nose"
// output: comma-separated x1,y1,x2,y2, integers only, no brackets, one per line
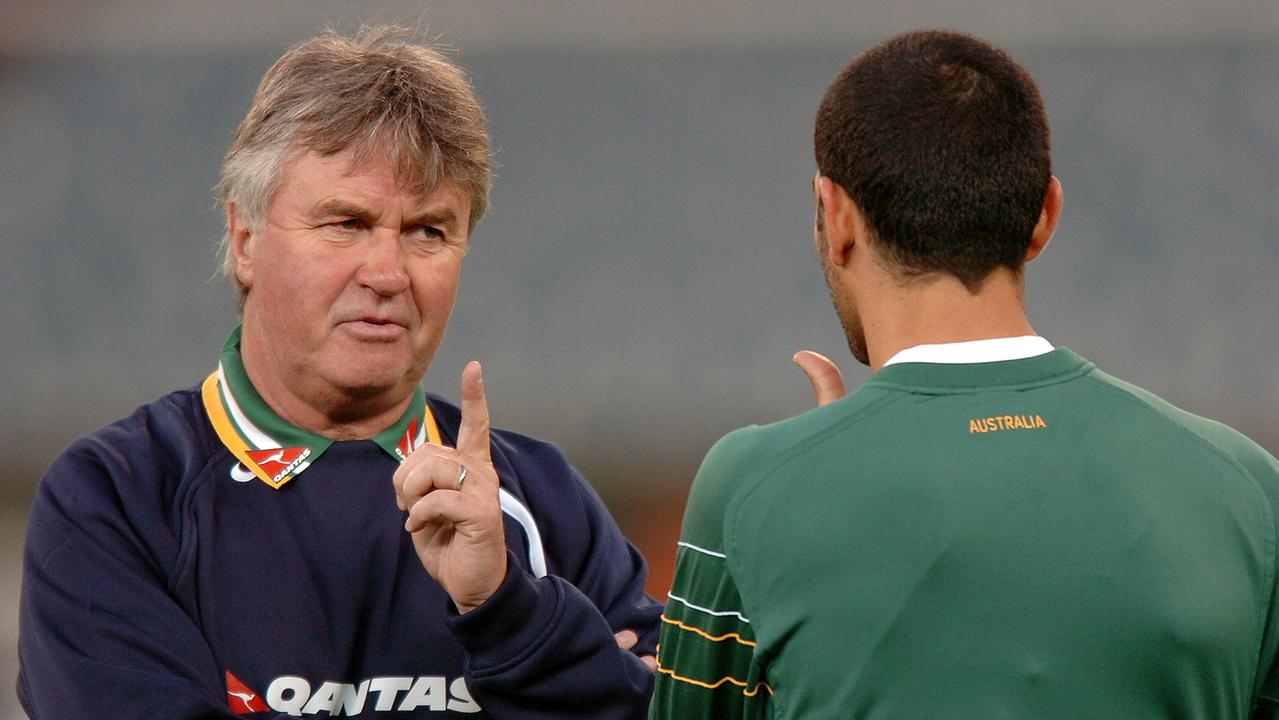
354,230,410,297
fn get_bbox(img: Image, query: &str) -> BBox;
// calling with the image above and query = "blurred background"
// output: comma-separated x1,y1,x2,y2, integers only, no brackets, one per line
2,1,1277,716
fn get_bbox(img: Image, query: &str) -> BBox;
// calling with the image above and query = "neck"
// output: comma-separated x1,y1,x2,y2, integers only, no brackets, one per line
859,267,1036,373
238,322,413,441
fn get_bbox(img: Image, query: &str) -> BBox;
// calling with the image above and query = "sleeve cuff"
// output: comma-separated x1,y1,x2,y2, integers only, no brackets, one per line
446,549,565,673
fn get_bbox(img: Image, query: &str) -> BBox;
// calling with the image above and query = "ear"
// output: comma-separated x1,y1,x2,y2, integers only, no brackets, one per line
226,202,256,289
1026,176,1062,263
815,175,861,268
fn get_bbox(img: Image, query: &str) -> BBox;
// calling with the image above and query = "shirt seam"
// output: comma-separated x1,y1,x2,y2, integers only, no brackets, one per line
722,391,908,644
1081,374,1277,698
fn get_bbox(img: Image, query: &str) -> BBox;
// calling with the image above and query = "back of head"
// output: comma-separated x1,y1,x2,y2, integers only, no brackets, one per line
814,30,1051,291
215,26,492,302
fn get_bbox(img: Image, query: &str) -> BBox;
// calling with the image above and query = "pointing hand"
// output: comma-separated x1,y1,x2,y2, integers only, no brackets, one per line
392,361,507,614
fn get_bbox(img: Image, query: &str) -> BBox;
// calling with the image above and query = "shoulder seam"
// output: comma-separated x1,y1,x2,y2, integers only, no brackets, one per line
1081,373,1277,668
1081,373,1272,498
721,391,907,623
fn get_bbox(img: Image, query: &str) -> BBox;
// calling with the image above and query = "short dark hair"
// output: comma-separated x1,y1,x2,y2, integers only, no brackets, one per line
814,30,1051,291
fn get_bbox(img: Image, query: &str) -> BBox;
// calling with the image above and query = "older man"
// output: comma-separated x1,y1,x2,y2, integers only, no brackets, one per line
19,28,660,719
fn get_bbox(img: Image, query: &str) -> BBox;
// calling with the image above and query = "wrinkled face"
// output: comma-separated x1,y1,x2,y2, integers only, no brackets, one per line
815,194,869,366
234,148,471,407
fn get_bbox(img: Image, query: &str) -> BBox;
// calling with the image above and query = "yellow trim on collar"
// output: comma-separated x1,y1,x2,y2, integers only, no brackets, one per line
202,372,288,488
423,400,442,446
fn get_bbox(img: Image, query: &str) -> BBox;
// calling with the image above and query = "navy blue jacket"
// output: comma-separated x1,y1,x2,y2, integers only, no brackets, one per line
18,385,661,718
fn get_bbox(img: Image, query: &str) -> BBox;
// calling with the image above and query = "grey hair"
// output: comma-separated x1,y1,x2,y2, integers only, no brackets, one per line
214,26,492,303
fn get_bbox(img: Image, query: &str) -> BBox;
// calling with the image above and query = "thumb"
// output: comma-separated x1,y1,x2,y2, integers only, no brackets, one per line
792,350,847,407
456,361,492,459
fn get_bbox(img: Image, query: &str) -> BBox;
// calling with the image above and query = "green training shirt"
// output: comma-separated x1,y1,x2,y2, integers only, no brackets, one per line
650,347,1279,719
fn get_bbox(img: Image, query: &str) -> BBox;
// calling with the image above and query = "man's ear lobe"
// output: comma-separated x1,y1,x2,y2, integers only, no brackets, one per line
226,203,255,289
817,176,859,268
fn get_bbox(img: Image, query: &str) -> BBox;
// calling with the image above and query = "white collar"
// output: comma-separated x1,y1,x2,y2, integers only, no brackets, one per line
882,335,1054,367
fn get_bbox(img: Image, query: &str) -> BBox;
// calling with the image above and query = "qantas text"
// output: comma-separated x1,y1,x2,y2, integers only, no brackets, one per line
265,674,480,716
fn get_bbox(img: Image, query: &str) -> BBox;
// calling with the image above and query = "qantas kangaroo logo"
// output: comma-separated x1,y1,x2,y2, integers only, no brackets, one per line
246,447,311,483
225,671,268,714
228,690,258,711
258,449,288,465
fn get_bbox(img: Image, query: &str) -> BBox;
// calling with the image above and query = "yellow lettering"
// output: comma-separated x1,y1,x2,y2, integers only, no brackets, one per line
970,413,1048,434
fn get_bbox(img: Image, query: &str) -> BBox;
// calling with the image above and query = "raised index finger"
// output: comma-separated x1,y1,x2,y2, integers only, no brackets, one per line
456,360,492,459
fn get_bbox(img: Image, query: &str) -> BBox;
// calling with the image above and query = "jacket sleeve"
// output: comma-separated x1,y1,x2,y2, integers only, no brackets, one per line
446,436,663,719
648,429,770,720
1239,438,1279,717
17,429,289,720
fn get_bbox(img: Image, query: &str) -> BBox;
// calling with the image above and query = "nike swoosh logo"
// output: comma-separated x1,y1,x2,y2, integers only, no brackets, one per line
230,463,256,483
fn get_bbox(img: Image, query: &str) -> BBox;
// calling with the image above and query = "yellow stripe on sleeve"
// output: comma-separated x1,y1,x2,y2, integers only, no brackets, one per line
655,659,772,697
660,614,756,647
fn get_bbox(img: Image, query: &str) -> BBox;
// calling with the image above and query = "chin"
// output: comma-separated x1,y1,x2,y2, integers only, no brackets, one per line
849,337,870,367
338,378,402,400
322,358,415,400
321,335,436,397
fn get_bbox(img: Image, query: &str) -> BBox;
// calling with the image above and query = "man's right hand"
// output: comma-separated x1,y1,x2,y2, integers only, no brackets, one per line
393,361,507,614
793,350,847,406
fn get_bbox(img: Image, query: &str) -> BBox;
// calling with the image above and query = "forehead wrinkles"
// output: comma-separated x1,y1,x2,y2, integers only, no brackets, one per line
309,121,446,206
278,146,433,211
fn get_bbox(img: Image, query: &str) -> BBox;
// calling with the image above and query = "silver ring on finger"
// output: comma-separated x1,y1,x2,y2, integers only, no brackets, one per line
456,464,468,491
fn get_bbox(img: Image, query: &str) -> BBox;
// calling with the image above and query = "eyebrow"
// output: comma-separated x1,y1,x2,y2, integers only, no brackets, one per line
312,200,460,231
314,199,376,222
406,208,459,229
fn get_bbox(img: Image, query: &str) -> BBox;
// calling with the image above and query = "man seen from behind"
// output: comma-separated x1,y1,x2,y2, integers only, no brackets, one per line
650,29,1279,720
